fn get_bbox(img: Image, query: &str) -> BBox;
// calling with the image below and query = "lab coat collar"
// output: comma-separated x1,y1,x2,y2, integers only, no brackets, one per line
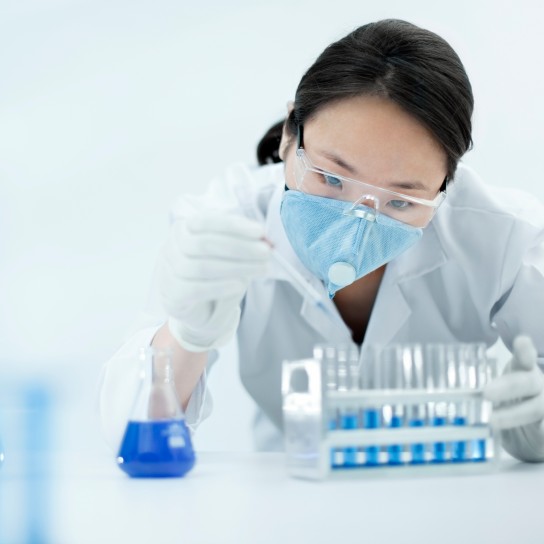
363,221,448,348
385,221,448,284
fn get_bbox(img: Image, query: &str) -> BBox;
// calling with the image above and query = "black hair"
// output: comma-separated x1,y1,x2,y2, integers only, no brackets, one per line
256,19,473,183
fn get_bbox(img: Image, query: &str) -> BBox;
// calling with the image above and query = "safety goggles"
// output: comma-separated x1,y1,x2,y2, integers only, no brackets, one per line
293,128,446,228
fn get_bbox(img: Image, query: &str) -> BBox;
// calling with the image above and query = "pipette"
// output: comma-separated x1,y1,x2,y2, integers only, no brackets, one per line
271,249,341,324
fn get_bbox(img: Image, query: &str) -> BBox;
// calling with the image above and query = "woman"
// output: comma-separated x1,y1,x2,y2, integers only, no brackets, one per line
100,19,544,460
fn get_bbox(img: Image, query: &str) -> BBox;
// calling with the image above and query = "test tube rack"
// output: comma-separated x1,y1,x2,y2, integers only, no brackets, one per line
282,344,501,480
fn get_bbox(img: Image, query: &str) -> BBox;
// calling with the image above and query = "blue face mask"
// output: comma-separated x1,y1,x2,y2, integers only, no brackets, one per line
280,190,423,298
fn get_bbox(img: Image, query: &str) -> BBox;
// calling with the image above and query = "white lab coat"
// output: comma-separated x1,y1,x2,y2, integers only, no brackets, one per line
99,161,544,455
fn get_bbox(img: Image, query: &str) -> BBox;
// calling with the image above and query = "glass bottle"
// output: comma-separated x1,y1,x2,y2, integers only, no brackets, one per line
116,347,195,478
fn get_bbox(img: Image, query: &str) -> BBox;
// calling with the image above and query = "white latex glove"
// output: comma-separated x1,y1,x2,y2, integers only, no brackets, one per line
484,335,544,462
159,213,271,352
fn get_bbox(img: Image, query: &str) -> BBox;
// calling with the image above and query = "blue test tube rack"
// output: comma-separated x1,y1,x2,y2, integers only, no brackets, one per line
281,343,500,481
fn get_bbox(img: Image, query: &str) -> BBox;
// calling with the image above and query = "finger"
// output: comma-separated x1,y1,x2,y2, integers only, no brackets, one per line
165,253,269,281
184,214,265,239
511,335,538,371
181,232,272,261
203,296,243,329
161,275,247,310
490,392,544,430
484,368,544,403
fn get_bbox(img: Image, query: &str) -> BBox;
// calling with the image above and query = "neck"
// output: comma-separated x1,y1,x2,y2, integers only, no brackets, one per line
333,265,386,344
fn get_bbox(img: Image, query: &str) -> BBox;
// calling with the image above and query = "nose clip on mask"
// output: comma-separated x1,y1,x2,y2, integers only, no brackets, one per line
343,194,378,222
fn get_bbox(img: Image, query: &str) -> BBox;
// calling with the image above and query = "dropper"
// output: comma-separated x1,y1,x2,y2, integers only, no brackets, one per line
269,248,343,326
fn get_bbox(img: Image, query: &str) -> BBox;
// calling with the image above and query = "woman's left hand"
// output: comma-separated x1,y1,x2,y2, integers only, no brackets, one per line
484,336,544,430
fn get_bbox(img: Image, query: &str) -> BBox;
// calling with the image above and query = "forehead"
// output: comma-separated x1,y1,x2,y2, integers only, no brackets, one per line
303,95,447,186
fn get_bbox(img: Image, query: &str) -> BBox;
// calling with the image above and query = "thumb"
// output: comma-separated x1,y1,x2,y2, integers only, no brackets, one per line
511,335,537,372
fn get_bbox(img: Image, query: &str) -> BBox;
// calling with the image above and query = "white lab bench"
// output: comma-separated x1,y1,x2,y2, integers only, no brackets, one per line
2,449,543,544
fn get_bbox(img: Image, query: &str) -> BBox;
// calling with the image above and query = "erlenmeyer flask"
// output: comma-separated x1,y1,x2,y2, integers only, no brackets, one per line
116,347,195,478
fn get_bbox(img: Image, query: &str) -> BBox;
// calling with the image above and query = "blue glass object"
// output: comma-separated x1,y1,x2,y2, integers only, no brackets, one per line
432,416,447,463
452,416,467,462
472,433,487,462
341,412,358,467
363,409,380,466
409,419,426,464
387,414,404,465
329,417,340,468
117,419,195,478
116,347,196,478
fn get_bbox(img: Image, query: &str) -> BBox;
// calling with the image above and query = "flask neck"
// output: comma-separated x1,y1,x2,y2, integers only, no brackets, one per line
148,348,174,385
129,347,183,422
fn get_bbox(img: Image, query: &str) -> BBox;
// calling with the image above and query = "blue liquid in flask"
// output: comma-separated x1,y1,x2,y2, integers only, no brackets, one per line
117,419,195,478
117,346,196,478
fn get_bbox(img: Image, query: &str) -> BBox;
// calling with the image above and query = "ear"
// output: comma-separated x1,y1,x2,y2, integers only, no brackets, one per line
278,100,295,161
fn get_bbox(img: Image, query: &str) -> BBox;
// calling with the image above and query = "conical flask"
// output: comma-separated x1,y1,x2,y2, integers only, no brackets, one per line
117,347,195,478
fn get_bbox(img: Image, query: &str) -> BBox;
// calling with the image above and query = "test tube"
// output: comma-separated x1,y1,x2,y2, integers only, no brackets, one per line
337,345,358,467
450,344,468,462
381,345,404,465
320,345,342,468
426,344,448,463
360,345,381,466
405,345,427,464
348,346,362,466
468,343,489,462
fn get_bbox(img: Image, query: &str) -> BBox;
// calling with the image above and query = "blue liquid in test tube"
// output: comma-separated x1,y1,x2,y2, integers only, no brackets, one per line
361,345,381,466
341,412,358,467
363,409,380,465
407,345,427,465
337,346,358,467
450,345,468,463
452,415,467,462
426,344,448,463
388,414,404,465
431,416,447,463
469,344,490,462
381,345,404,465
409,418,426,464
320,345,343,468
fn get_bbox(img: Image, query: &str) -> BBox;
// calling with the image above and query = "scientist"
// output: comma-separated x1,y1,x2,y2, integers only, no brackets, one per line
100,19,544,460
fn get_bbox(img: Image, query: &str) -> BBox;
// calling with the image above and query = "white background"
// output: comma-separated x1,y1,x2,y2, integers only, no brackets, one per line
1,0,543,454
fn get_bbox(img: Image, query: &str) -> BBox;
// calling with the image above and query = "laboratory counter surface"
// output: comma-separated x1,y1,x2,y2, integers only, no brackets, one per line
1,451,543,544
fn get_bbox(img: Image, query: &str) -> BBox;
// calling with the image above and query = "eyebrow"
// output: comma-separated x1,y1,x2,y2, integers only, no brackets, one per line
317,149,431,192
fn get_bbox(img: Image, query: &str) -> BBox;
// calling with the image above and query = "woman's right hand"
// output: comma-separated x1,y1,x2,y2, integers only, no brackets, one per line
159,212,271,352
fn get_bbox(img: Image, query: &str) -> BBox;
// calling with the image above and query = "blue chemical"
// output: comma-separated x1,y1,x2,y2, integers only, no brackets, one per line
409,419,426,464
387,415,404,465
472,433,487,462
363,409,380,466
341,412,358,467
452,416,467,462
117,419,195,478
329,417,341,468
431,416,447,463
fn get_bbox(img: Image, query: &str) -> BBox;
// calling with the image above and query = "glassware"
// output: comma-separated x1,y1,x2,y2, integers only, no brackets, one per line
116,347,195,478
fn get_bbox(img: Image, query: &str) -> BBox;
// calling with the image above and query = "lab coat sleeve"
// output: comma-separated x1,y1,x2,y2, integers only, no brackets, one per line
490,219,544,461
98,323,215,452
